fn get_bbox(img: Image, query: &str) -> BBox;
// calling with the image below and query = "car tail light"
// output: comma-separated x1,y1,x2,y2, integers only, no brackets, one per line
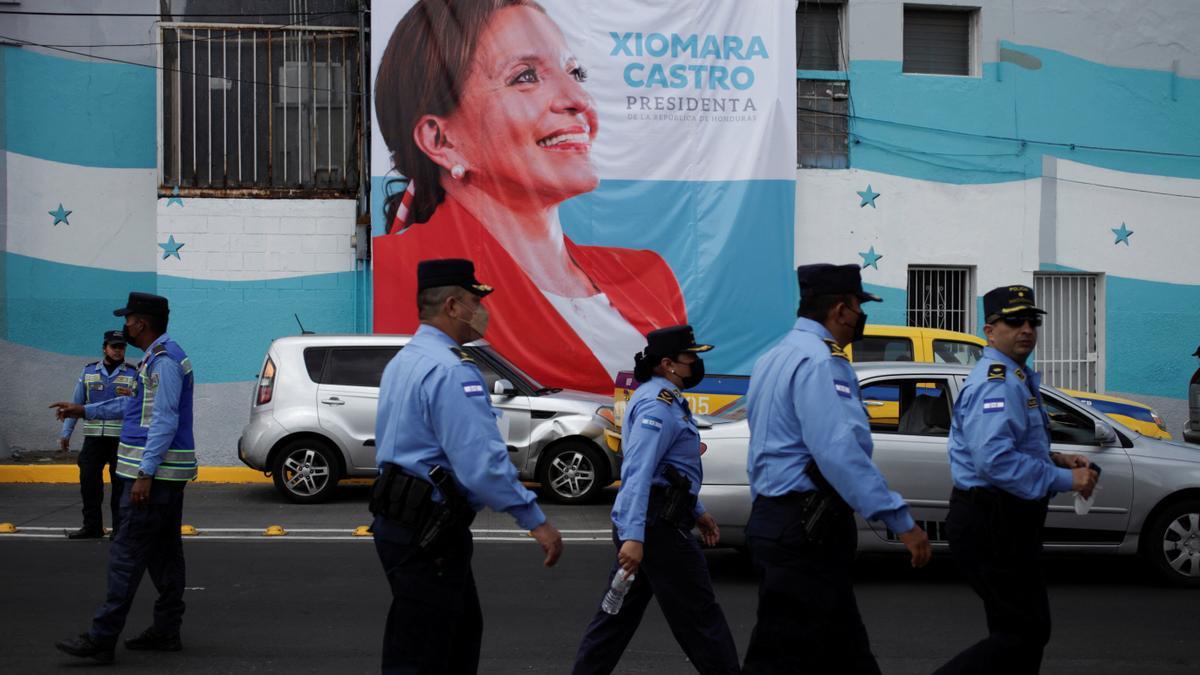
699,442,708,455
256,357,276,405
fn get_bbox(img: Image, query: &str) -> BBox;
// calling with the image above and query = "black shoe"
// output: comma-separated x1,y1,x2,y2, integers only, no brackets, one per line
124,627,182,652
66,527,105,540
55,633,115,663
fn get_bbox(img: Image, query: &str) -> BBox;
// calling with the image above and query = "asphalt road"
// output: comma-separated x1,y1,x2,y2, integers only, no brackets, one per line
1,484,1197,674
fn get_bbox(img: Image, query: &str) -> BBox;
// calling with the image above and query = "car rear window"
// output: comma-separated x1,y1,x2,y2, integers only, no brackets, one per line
932,339,982,365
853,336,914,362
303,348,329,382
323,347,401,388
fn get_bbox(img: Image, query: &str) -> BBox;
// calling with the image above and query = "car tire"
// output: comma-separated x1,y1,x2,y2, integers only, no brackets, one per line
538,441,608,505
271,439,341,504
1141,497,1200,587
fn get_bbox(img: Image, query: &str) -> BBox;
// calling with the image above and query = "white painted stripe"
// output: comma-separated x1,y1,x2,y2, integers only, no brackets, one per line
0,534,611,543
6,152,157,273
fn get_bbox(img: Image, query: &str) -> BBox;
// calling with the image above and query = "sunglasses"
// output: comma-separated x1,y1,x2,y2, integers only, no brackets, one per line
999,316,1042,328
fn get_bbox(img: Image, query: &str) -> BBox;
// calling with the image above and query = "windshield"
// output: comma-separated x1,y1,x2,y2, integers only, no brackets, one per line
932,339,983,366
470,344,545,391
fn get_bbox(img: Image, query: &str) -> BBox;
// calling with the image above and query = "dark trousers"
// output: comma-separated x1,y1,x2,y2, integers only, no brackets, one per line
78,436,122,533
742,493,880,675
373,514,481,675
933,488,1051,675
90,478,186,643
572,516,740,675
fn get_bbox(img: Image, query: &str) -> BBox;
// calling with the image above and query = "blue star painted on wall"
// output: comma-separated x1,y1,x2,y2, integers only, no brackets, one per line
857,185,880,208
1111,222,1133,246
859,246,883,270
48,203,72,225
166,185,184,207
159,235,185,260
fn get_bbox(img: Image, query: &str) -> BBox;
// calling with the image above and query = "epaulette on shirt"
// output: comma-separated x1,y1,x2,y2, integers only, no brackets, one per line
987,364,1006,381
86,360,100,368
823,338,849,361
657,388,676,404
152,343,168,355
449,347,475,364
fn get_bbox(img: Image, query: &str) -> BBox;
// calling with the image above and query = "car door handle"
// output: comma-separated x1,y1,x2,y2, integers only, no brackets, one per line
321,397,346,406
864,400,885,407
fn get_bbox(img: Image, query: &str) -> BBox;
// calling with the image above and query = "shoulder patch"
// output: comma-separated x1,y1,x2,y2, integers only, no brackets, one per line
982,397,1006,413
987,364,1006,381
461,380,486,398
833,379,853,399
823,338,849,360
657,389,675,404
449,347,475,364
1027,397,1039,408
640,415,664,432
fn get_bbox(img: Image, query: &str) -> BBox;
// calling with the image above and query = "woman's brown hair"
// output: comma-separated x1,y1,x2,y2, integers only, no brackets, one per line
375,0,544,229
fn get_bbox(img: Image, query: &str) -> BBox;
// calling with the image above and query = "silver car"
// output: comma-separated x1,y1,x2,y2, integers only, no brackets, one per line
239,334,621,504
698,362,1200,587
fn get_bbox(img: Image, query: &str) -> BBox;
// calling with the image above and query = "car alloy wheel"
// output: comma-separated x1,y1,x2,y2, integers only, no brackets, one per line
1143,498,1200,587
1162,511,1200,578
272,440,340,503
540,441,606,504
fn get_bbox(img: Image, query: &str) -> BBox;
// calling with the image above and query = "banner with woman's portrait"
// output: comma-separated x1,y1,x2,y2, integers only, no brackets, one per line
371,0,797,394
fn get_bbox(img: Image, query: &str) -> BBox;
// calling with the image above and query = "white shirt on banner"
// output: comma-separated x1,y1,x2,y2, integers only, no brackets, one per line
539,291,647,379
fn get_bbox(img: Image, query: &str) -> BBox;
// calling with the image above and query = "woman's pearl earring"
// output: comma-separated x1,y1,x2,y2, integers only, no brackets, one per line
451,164,466,180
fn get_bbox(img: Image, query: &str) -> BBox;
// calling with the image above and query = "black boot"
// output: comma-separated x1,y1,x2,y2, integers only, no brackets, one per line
66,527,105,540
55,633,115,663
124,626,182,652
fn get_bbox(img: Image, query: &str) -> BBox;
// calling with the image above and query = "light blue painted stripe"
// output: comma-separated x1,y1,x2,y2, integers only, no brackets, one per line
846,43,1200,184
3,47,155,168
2,253,360,383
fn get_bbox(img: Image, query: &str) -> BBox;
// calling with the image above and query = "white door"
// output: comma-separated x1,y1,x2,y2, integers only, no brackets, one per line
1034,273,1101,392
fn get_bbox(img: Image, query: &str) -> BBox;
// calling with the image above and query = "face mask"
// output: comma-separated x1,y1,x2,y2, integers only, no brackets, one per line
121,321,139,346
676,357,705,390
850,307,868,343
457,303,489,338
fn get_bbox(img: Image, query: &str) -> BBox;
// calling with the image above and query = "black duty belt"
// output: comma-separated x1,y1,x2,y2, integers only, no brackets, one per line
370,465,476,549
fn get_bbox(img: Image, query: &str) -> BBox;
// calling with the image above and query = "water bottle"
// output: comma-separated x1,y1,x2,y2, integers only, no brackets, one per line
601,567,635,615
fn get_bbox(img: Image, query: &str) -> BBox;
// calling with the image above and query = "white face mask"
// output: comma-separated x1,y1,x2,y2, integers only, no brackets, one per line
457,302,489,338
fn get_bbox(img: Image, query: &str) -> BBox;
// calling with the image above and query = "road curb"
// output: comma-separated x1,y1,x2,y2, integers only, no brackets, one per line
0,465,273,484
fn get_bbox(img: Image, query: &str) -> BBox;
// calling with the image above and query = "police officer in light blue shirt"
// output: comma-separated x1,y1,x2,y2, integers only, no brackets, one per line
370,258,563,674
61,330,137,539
573,325,740,674
742,264,931,675
935,285,1097,675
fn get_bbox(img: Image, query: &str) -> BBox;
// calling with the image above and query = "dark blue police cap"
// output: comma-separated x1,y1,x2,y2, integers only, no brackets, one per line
797,263,882,303
983,285,1045,322
417,258,493,297
113,292,169,317
103,330,125,346
644,324,713,358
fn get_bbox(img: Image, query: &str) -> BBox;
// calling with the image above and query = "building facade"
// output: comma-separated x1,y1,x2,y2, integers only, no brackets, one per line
1,0,1197,460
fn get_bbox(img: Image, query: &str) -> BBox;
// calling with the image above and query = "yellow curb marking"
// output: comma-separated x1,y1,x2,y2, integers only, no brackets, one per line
264,525,287,536
0,523,16,534
181,525,199,536
353,525,372,537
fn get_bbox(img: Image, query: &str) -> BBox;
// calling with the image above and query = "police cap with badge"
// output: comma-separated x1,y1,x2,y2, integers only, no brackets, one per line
796,263,883,305
983,285,1046,324
103,330,125,346
643,325,713,359
417,258,493,296
113,292,170,317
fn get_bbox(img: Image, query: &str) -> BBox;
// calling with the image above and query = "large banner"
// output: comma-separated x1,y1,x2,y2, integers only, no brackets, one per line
371,0,796,394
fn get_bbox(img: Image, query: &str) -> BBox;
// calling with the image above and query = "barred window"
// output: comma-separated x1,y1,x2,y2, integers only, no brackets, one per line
161,23,362,196
797,79,849,169
903,6,976,76
796,1,843,71
907,266,975,334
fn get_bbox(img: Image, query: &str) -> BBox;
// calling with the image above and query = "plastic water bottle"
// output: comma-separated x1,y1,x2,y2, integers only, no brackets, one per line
601,568,635,615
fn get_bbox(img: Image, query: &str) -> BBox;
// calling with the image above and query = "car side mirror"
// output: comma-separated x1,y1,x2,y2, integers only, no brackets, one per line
493,379,517,397
1095,420,1119,447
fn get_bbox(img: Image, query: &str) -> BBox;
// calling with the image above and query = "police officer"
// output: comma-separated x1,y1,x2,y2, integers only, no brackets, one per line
51,292,196,663
934,285,1097,675
371,258,563,674
742,264,932,675
573,325,740,675
61,330,137,539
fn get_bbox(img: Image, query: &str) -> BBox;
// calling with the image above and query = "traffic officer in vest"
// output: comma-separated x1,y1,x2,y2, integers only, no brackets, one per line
371,258,563,673
573,325,740,675
742,263,932,675
934,285,1097,675
50,292,196,663
61,330,137,539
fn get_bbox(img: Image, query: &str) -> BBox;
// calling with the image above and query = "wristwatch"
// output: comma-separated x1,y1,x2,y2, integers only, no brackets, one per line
137,470,152,479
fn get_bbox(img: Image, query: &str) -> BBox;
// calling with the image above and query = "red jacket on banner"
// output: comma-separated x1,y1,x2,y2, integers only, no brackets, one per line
373,197,687,394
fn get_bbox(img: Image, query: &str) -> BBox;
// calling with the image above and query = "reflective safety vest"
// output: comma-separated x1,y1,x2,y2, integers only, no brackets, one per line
116,338,197,482
80,362,137,437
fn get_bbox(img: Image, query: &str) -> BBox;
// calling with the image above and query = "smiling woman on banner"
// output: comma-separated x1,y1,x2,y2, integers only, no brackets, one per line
373,0,687,394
